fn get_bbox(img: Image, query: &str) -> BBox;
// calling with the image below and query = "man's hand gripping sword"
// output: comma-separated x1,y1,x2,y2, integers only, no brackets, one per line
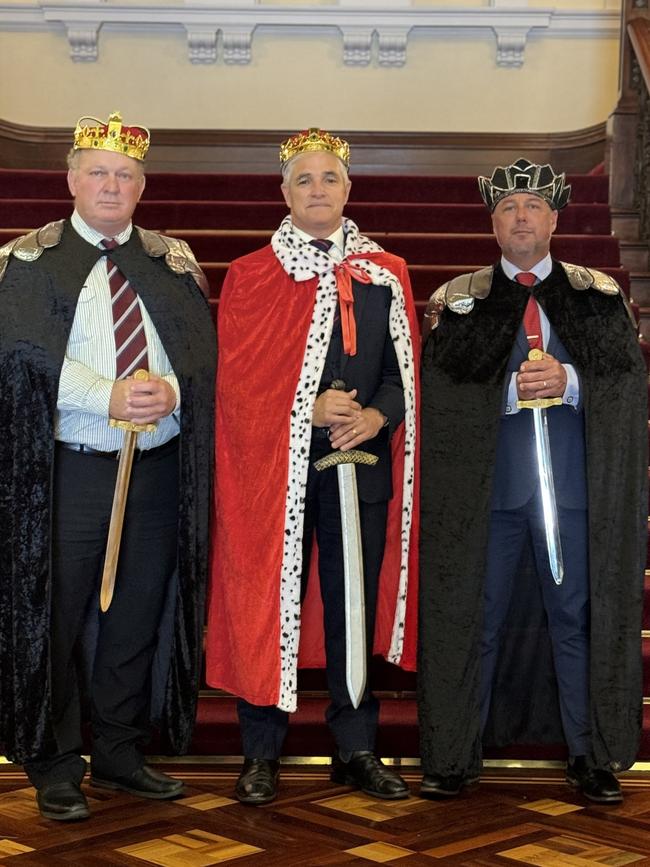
312,379,379,708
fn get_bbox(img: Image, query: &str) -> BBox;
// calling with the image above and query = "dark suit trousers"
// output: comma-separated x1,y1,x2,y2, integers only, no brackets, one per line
24,441,179,788
238,449,387,759
480,494,590,756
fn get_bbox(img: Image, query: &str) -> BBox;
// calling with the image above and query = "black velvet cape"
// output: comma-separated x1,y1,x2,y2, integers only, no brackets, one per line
0,222,216,763
418,261,647,776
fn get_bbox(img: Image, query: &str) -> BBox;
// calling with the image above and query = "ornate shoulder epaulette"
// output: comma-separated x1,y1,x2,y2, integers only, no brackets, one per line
422,266,494,339
0,220,65,282
137,227,209,295
560,262,620,296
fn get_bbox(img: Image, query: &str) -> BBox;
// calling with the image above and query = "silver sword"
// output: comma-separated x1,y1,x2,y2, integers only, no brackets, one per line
313,447,378,708
313,376,379,707
517,347,565,585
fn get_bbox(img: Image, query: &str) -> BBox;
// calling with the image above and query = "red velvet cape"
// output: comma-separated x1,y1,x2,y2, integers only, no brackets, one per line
206,244,420,709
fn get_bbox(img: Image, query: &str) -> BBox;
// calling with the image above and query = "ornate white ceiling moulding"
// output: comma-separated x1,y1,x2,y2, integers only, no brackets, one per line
377,27,409,67
186,27,218,63
221,26,253,64
493,27,529,68
66,24,99,62
0,2,620,69
341,27,373,66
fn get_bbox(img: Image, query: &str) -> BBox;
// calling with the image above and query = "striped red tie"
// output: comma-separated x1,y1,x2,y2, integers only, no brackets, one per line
102,239,149,379
516,271,542,351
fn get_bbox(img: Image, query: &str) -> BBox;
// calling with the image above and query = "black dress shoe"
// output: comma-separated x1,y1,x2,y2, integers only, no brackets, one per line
331,751,409,800
566,756,623,804
235,758,280,805
90,765,184,800
36,781,90,821
420,773,478,799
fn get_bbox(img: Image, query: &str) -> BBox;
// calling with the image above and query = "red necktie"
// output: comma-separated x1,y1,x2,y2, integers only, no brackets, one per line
516,271,542,351
102,239,149,379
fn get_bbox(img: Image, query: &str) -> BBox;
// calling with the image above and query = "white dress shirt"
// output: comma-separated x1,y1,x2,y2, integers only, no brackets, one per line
56,211,180,450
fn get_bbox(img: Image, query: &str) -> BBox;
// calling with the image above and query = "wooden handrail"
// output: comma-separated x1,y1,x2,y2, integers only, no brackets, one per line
628,17,650,98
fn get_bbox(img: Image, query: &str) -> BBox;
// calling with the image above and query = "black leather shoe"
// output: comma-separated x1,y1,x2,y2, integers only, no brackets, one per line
420,773,478,799
331,751,409,800
36,781,90,821
90,765,184,800
235,758,280,805
566,756,622,804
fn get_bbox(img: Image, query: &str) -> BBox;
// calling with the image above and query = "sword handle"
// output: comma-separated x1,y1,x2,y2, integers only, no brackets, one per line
109,369,157,434
517,349,562,410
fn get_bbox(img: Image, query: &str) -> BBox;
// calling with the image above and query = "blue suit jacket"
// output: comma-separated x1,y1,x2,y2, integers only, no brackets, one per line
491,322,587,511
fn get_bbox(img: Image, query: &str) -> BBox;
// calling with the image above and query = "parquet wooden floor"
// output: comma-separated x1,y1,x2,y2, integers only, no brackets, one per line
1,762,650,866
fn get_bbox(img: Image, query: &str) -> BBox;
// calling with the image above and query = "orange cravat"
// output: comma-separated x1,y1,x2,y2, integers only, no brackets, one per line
333,259,372,357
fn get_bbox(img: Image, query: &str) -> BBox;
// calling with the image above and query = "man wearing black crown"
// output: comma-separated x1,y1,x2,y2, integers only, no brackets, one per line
0,112,216,820
418,158,647,803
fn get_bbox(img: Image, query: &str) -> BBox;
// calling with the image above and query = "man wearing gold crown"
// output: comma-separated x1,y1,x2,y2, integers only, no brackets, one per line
418,158,647,803
0,112,216,820
206,129,420,804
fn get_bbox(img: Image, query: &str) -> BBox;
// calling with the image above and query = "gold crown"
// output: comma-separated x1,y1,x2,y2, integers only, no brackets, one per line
279,128,350,167
73,111,150,162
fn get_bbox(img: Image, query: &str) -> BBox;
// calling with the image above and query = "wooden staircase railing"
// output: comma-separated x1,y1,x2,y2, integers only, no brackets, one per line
608,3,650,339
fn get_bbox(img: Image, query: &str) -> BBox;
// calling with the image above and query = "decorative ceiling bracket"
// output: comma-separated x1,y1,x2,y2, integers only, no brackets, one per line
341,27,373,66
377,27,409,67
65,23,99,62
186,27,218,64
221,27,254,65
493,27,530,68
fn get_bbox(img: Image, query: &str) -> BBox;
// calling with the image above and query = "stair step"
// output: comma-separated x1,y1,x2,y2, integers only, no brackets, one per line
0,169,610,204
0,200,612,236
200,263,630,301
190,691,650,762
620,242,650,272
630,274,650,307
190,691,419,758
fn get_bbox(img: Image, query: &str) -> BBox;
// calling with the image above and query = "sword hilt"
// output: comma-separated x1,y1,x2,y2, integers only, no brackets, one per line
313,449,379,472
517,397,563,410
108,368,157,433
517,348,563,410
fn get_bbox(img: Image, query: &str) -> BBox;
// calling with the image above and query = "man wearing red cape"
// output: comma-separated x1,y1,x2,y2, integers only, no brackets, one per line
206,129,420,804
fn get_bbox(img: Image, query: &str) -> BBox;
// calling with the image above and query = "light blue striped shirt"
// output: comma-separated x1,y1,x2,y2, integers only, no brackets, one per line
55,211,180,450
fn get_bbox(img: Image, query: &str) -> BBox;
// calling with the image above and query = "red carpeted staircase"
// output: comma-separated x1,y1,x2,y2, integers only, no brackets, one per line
0,167,648,763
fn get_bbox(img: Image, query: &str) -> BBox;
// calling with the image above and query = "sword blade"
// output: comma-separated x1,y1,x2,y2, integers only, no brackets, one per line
336,462,367,709
100,430,138,612
532,406,565,585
